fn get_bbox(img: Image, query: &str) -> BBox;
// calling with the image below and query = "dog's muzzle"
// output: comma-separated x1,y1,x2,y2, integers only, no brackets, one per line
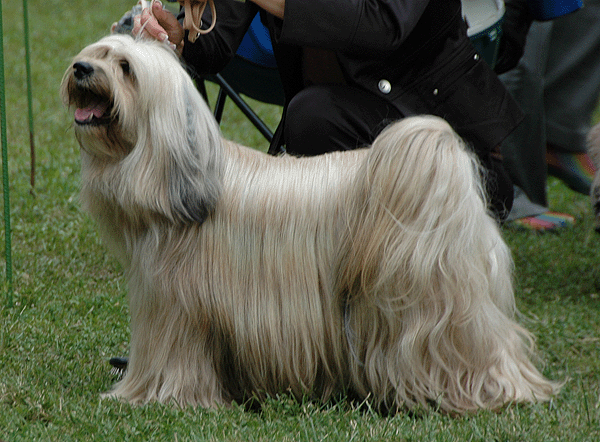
70,62,112,126
73,61,95,80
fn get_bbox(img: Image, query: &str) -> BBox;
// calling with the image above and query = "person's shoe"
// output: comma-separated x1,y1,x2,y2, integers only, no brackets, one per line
511,211,575,232
546,148,596,195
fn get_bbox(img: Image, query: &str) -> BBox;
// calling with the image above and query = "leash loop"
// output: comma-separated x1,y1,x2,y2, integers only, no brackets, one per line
182,0,216,43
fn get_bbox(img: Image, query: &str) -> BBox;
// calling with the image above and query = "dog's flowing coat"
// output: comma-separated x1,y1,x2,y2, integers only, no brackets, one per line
62,35,558,412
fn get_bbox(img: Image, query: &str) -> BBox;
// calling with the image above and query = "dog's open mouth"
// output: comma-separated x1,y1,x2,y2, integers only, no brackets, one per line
74,100,111,126
73,90,113,126
75,101,110,125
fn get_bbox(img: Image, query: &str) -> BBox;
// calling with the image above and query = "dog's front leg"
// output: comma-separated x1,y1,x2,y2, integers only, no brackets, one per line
104,276,227,407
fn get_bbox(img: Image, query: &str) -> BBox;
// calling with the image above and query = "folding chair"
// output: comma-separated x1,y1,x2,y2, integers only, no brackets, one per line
200,13,285,143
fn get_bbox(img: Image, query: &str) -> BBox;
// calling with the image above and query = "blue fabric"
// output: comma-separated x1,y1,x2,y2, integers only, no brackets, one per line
236,14,277,68
528,0,582,20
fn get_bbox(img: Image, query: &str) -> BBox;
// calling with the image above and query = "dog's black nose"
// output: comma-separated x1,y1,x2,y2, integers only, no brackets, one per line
73,61,94,79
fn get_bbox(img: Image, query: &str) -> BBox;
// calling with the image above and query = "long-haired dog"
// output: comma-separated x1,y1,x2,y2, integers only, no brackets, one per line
61,35,558,413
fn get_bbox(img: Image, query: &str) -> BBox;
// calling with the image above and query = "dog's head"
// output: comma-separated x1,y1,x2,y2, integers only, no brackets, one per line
61,35,223,224
61,34,146,159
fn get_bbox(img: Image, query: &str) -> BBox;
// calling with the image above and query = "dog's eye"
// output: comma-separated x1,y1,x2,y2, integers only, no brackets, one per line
120,60,130,75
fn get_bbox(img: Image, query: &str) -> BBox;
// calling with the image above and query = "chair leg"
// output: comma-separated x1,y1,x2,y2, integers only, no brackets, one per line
214,88,227,124
196,78,209,105
213,74,274,143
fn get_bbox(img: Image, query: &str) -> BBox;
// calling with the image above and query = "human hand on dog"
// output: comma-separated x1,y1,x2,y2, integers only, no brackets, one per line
133,0,185,53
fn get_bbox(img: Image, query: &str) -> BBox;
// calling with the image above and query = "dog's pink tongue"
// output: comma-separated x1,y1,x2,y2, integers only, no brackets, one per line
74,101,109,122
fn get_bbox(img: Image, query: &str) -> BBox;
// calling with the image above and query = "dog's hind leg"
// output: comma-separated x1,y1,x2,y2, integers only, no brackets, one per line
339,116,559,412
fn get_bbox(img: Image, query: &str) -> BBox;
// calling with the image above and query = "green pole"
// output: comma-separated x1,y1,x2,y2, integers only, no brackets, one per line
23,0,35,190
0,0,14,306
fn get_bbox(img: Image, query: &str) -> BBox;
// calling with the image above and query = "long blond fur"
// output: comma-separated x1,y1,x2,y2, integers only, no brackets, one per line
62,35,559,412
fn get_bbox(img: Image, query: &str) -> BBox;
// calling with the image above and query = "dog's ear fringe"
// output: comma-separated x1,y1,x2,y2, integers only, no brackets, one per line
165,84,223,224
120,47,224,225
167,162,220,224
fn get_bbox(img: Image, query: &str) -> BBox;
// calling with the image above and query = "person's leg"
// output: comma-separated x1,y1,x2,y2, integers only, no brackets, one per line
544,0,600,153
544,0,600,194
284,84,512,220
496,21,577,230
283,84,402,155
499,21,553,209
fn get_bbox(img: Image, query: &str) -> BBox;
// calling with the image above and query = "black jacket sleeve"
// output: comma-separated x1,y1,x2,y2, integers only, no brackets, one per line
181,1,259,74
279,0,430,56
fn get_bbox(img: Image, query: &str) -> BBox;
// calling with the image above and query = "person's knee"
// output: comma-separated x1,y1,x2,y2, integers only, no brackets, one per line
283,85,402,156
284,86,342,155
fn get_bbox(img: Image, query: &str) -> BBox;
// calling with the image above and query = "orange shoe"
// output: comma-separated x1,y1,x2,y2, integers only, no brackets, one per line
511,211,575,232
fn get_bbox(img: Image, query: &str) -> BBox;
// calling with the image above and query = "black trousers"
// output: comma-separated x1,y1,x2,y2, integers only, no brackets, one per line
278,84,514,221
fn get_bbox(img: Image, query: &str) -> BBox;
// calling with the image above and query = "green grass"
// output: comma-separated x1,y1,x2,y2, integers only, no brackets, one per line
1,1,599,440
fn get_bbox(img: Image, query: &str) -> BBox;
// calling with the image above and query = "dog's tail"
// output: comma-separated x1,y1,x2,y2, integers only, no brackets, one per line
340,116,559,412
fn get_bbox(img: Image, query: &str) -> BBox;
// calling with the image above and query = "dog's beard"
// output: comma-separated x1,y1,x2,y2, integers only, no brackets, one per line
63,61,135,160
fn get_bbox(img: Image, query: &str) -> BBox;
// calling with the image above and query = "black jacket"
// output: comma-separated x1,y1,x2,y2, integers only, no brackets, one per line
182,0,523,156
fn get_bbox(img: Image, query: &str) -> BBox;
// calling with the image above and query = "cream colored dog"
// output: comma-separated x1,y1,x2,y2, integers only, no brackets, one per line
61,35,558,412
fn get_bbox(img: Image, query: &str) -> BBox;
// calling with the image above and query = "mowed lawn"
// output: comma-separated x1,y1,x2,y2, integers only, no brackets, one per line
0,1,598,440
